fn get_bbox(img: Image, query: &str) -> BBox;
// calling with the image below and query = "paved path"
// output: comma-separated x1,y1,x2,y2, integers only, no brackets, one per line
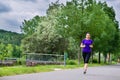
0,64,120,80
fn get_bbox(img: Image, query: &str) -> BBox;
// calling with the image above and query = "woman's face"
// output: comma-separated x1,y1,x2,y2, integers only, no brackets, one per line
86,33,90,39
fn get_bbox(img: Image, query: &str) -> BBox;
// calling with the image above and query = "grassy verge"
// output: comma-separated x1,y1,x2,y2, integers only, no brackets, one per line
0,63,108,77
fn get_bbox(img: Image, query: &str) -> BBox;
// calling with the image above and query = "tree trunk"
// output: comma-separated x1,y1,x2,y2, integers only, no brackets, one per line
108,53,111,64
98,52,101,64
104,54,107,64
78,47,80,65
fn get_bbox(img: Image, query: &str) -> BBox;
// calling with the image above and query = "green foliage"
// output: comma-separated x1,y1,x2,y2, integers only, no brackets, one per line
21,3,68,54
12,45,22,58
0,29,23,45
0,29,23,60
20,15,44,36
17,56,26,65
66,60,78,65
21,34,68,54
20,0,120,59
0,43,7,60
67,37,78,59
6,44,13,57
0,43,22,60
92,58,98,63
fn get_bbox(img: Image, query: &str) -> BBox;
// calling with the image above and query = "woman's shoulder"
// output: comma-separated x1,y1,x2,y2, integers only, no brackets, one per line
90,39,93,41
81,39,86,43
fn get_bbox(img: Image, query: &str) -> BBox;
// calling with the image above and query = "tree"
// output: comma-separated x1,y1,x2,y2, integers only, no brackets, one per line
6,44,13,57
0,43,6,60
98,1,120,63
0,29,23,45
13,45,22,58
20,15,44,36
21,5,68,54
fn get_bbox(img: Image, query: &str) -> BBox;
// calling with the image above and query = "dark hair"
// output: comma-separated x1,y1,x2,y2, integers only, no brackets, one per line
86,32,90,35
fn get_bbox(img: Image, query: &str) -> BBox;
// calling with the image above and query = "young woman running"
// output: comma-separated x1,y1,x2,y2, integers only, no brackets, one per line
80,33,93,74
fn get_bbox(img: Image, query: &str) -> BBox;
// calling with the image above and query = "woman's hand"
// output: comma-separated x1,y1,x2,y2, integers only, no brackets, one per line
89,45,93,48
80,43,86,48
81,45,85,48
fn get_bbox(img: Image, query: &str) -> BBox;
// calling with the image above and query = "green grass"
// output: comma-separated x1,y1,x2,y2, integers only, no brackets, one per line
0,63,108,77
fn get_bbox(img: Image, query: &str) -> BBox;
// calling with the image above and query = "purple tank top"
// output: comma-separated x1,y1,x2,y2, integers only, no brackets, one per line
81,39,93,53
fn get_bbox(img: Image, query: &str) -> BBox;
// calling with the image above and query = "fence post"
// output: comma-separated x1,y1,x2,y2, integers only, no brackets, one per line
64,52,67,66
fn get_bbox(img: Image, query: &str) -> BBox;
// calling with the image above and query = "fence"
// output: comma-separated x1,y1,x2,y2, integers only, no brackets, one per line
25,53,65,66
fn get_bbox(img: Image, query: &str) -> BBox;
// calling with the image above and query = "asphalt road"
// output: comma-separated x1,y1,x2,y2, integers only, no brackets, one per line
0,64,120,80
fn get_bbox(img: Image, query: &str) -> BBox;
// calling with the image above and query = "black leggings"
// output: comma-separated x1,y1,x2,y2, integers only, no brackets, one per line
82,52,91,63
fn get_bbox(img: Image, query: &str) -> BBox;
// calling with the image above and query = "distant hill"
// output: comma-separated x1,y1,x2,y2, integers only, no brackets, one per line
0,29,24,45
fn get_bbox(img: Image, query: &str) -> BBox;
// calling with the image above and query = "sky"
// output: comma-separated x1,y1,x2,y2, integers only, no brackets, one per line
0,0,120,33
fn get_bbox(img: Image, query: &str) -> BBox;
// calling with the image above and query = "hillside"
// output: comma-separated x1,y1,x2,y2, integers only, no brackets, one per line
0,29,24,45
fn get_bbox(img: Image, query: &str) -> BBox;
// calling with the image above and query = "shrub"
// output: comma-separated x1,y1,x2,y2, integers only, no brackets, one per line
66,60,77,65
92,59,98,63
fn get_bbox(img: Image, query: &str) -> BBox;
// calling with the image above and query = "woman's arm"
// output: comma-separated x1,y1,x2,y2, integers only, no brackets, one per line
80,43,85,48
89,40,93,48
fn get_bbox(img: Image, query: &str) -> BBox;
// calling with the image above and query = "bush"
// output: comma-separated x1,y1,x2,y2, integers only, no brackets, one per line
66,60,77,65
92,59,98,63
17,56,26,65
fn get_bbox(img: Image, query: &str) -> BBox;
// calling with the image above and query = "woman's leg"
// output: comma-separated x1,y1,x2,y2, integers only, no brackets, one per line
82,53,86,63
84,63,88,71
82,53,87,73
83,53,91,74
